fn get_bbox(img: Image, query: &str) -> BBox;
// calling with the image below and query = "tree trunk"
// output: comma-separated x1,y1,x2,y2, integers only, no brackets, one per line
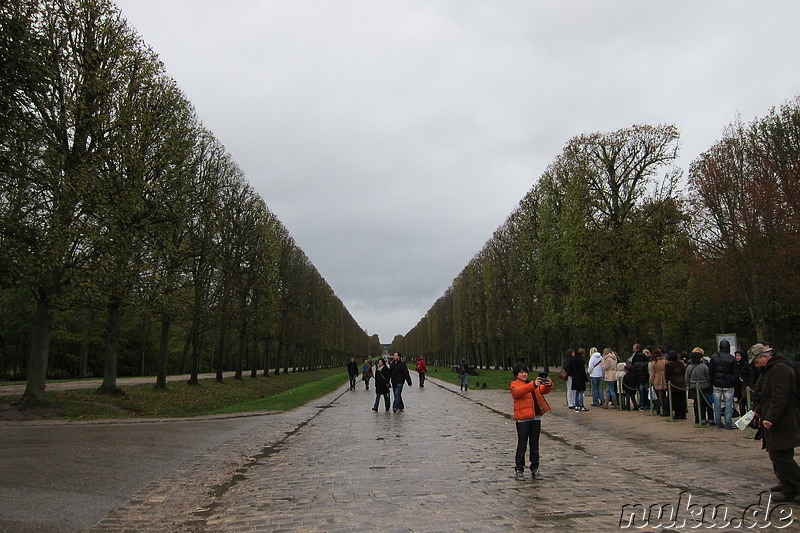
19,294,52,407
541,330,550,372
188,329,202,386
139,314,148,377
216,324,228,383
0,301,5,379
79,307,91,379
265,337,272,374
98,298,124,395
188,314,201,386
654,318,663,348
178,330,188,375
234,320,245,380
155,315,171,390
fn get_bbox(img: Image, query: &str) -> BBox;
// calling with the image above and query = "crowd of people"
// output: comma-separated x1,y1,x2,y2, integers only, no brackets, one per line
560,341,800,502
560,342,772,425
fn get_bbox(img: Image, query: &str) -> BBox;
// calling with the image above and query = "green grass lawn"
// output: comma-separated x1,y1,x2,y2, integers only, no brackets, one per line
7,368,348,420
428,366,566,392
3,366,569,420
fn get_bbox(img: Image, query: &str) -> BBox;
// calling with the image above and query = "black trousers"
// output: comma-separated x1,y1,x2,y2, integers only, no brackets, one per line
515,419,541,472
669,388,687,418
769,448,800,495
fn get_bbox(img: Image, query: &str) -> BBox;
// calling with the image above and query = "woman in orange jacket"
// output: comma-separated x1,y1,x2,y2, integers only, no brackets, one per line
510,363,552,480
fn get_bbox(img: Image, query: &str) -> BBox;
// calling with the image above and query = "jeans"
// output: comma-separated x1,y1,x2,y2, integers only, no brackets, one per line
575,390,585,408
515,419,541,472
713,387,735,429
590,377,603,405
638,383,651,409
374,392,390,410
392,383,406,410
604,381,618,403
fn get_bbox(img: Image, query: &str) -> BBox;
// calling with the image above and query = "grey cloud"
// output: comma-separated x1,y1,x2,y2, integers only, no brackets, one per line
117,0,800,342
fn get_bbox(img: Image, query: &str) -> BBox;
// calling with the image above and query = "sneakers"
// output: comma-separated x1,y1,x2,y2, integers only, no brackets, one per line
575,406,589,412
515,470,543,480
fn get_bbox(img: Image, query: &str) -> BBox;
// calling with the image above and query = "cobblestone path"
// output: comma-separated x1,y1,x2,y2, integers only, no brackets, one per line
88,377,792,532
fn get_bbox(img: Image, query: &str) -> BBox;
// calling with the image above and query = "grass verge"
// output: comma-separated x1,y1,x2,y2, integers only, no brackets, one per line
429,366,566,392
7,368,348,420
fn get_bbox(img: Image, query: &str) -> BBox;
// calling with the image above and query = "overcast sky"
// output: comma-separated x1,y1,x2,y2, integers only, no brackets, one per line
115,1,800,343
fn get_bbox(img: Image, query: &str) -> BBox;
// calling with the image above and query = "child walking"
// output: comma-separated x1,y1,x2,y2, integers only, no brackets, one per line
510,364,552,480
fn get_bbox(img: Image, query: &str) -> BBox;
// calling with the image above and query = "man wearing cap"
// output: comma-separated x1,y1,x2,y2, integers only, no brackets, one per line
752,343,800,502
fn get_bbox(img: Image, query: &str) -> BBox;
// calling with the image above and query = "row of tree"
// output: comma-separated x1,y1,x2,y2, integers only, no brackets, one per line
393,100,800,369
0,0,381,407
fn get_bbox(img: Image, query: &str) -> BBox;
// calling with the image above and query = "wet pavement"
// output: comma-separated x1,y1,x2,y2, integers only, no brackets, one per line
3,376,794,532
75,380,800,532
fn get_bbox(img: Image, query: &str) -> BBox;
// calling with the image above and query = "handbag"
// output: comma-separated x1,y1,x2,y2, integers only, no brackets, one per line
559,368,568,381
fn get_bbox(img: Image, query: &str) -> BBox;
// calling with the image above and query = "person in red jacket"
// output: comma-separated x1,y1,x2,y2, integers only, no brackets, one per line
510,363,552,480
416,356,427,387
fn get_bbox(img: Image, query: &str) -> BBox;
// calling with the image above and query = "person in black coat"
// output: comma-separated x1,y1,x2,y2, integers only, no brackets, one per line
709,339,738,429
632,348,651,410
621,364,639,411
563,349,577,408
347,357,359,391
753,345,800,502
571,349,589,411
389,352,413,412
372,358,391,411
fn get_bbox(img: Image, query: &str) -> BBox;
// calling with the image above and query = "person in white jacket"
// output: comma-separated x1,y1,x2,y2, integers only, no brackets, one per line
588,348,604,406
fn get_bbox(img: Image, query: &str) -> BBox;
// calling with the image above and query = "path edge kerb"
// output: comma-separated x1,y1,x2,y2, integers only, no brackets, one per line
0,408,286,428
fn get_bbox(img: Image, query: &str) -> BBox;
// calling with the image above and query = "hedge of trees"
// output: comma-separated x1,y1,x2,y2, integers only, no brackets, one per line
0,0,381,407
392,102,800,370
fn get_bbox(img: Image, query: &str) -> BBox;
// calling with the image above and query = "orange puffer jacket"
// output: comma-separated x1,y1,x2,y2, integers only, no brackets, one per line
510,378,552,420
